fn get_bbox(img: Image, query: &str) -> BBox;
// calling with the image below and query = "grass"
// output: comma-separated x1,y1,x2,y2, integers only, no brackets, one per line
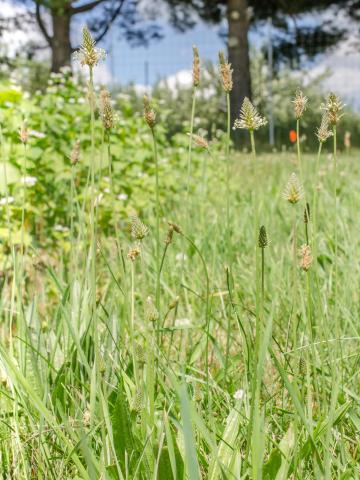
1,140,359,478
0,35,359,479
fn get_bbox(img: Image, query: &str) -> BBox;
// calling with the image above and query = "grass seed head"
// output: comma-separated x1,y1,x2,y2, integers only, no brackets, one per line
218,51,233,93
168,296,180,310
100,89,115,130
299,244,313,271
316,112,333,143
127,244,141,261
299,357,307,376
258,225,268,248
143,95,156,129
168,221,182,235
145,296,159,323
74,26,106,68
165,225,174,245
131,389,144,412
283,173,303,204
134,342,145,363
304,202,310,224
70,139,81,165
192,45,200,87
322,92,344,125
233,97,267,131
131,216,149,241
292,88,308,119
187,133,209,150
19,122,29,144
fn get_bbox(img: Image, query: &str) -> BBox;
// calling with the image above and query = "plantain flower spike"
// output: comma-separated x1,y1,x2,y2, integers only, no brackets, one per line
100,89,115,131
299,244,313,271
70,139,81,165
145,296,159,323
187,133,209,150
322,92,344,126
316,112,333,143
292,88,308,119
143,95,156,129
192,45,200,87
233,97,267,131
218,51,233,93
127,244,141,262
283,173,303,204
19,121,29,144
74,26,106,68
131,216,149,241
258,225,268,248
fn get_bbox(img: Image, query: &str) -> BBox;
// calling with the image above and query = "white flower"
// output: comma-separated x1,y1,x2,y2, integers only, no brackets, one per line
20,176,37,186
175,318,191,328
60,66,72,75
104,188,110,194
176,252,187,263
94,193,103,207
0,196,14,206
117,193,128,201
54,224,69,233
233,389,245,400
29,130,46,139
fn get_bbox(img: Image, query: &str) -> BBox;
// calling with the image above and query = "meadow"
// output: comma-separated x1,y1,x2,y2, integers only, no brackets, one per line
0,28,359,479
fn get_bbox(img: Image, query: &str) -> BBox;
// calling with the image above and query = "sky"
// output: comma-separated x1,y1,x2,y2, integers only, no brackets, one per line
1,0,360,109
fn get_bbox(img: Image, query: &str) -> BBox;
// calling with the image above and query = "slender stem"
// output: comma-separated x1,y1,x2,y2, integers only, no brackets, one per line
333,125,339,358
151,129,161,341
250,130,260,328
185,88,197,216
261,248,265,304
225,92,231,255
20,143,27,281
245,131,261,467
312,142,323,265
296,119,303,186
107,137,126,273
130,261,139,387
292,206,298,350
89,66,96,318
70,164,76,280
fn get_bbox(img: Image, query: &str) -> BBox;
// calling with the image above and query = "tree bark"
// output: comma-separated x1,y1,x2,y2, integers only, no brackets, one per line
227,0,252,146
51,10,72,72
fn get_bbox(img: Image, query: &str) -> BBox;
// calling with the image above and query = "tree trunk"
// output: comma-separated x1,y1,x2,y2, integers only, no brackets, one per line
51,11,72,72
227,0,252,146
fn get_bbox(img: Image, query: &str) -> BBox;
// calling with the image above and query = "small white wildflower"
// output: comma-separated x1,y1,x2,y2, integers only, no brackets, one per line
117,193,128,201
29,130,46,139
54,224,69,233
20,176,37,186
175,318,192,328
0,196,14,206
176,252,187,263
60,66,72,75
233,389,245,400
94,193,103,207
